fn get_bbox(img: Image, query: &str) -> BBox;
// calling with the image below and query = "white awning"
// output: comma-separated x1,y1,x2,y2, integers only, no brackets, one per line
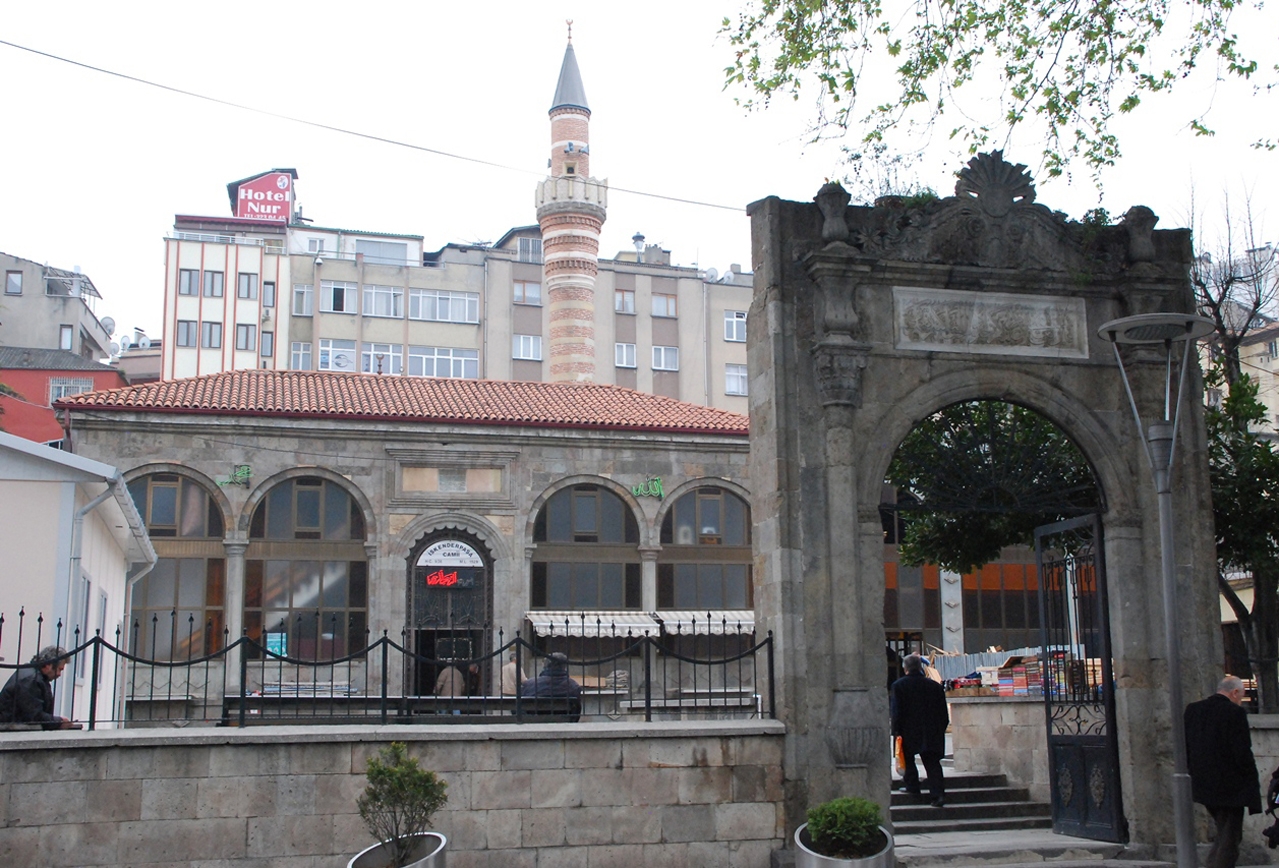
525,611,659,637
654,611,756,635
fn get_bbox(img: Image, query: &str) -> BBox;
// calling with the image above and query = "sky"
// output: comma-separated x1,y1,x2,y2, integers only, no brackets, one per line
1,1,1276,343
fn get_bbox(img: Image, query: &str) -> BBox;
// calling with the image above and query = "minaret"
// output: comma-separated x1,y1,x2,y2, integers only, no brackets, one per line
536,22,607,383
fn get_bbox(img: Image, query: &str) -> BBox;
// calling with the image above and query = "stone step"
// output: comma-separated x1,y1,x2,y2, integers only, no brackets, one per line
891,786,1031,806
891,828,1152,868
894,799,1052,823
895,771,1010,790
894,814,1054,835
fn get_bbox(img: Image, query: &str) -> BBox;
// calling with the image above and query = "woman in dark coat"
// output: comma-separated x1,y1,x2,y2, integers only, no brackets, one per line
891,653,949,806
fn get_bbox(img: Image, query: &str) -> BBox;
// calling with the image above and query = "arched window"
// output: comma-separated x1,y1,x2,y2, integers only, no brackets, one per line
126,473,226,658
658,486,752,610
246,477,368,659
531,484,641,609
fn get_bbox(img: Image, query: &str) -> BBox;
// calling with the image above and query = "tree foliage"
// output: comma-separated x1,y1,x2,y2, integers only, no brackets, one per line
887,401,1098,573
723,0,1266,178
357,742,448,868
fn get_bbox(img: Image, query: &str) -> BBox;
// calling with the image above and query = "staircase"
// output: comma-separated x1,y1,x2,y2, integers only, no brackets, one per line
892,770,1052,834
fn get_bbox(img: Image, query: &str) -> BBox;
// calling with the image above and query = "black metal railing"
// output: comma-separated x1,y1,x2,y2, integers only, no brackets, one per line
0,609,773,730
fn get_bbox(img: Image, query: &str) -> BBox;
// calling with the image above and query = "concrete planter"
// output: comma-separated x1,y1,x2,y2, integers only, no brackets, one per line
794,823,893,868
348,832,447,868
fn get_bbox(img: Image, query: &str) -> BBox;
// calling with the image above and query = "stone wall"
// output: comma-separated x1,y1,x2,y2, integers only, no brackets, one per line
947,696,1050,802
0,721,785,868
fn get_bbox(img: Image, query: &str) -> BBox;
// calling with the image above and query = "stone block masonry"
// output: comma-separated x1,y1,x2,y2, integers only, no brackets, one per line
0,721,785,868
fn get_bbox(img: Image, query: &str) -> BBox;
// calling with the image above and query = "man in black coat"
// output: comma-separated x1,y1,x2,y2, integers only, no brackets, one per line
0,646,71,730
519,652,582,721
891,653,949,806
1185,675,1262,868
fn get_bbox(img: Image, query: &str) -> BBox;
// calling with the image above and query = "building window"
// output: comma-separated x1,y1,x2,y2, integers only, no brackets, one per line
201,322,222,349
518,237,543,263
176,320,197,347
514,281,542,305
725,364,748,396
320,281,357,313
178,270,198,296
49,377,94,402
361,342,403,375
237,273,258,300
59,325,73,351
235,324,257,351
725,310,747,342
355,239,408,265
652,346,679,371
408,346,479,379
5,271,21,295
409,288,479,323
262,281,276,308
291,342,312,370
1269,340,1279,358
531,484,641,609
615,343,636,368
203,271,224,298
260,331,274,358
658,486,752,610
318,338,357,371
246,477,368,660
293,284,314,316
308,238,325,254
652,294,677,318
363,285,404,318
615,290,635,314
513,334,543,361
126,473,226,659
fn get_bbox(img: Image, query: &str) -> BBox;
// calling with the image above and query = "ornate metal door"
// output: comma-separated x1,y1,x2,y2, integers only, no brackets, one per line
1034,515,1126,842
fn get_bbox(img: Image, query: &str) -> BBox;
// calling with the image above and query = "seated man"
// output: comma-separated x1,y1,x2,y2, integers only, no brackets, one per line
519,652,582,721
0,646,74,730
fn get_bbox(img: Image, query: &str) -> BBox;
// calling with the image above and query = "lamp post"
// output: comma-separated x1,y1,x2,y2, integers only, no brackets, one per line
1098,313,1216,868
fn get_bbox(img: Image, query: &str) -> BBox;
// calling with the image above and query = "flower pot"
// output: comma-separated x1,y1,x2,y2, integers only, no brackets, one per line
348,832,447,868
794,823,893,868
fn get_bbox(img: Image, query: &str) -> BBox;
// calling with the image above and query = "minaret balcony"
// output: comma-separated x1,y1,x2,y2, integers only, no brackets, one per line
535,175,608,220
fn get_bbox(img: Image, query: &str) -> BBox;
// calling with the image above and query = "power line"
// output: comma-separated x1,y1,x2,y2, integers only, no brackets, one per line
0,38,743,213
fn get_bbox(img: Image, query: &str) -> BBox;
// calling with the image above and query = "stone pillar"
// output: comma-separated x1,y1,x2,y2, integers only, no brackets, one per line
639,546,660,613
222,538,247,693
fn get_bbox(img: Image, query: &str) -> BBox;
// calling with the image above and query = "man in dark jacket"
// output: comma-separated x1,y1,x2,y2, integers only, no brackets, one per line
0,646,71,730
891,653,949,806
1185,675,1262,868
519,652,582,721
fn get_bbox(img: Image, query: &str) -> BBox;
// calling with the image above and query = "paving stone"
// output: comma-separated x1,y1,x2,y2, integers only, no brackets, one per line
246,814,334,858
141,777,199,820
564,805,613,845
531,768,583,808
522,806,568,847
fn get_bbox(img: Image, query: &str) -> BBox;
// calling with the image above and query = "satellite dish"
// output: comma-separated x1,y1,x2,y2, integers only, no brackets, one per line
703,268,718,283
101,316,116,336
138,336,152,350
118,335,132,350
109,341,120,355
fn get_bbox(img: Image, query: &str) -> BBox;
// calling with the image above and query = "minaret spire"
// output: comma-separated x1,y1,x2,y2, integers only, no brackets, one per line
536,32,608,383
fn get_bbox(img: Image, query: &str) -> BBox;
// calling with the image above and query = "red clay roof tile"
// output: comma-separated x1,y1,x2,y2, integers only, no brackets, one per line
57,370,749,435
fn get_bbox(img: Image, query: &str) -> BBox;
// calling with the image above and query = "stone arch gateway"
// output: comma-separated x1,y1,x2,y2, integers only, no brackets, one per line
747,152,1220,852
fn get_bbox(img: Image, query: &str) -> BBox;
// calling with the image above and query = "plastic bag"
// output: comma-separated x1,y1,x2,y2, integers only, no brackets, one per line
894,736,906,775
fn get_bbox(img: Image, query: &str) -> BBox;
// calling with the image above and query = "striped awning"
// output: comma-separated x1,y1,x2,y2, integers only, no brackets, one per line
654,610,756,635
525,611,659,637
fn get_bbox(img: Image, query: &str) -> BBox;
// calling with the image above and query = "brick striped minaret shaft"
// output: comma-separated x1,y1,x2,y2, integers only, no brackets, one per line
536,32,607,383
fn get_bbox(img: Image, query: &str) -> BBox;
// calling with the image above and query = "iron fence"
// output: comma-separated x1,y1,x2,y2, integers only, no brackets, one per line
0,609,773,729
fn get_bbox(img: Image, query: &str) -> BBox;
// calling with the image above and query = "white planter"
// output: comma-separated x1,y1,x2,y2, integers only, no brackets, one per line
794,823,894,868
348,832,447,868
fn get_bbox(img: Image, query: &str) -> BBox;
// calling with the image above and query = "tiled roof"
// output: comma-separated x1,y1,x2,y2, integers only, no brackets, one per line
57,370,749,435
0,347,115,371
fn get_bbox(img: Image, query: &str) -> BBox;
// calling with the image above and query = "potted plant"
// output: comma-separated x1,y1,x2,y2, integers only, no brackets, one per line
349,742,449,868
794,796,894,868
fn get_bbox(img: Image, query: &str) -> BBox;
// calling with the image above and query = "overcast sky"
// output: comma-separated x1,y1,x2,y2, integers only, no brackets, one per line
2,1,1275,343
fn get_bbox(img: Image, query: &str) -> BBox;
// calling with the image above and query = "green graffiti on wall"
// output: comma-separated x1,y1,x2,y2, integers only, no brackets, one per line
632,476,664,499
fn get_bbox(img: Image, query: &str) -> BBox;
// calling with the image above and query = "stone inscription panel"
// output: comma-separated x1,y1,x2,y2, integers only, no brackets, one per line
894,286,1088,359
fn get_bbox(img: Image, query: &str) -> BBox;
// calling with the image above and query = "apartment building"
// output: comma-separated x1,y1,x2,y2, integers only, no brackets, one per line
0,251,113,360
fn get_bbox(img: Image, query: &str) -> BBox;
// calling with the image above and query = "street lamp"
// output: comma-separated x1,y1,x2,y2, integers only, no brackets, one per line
1098,312,1216,868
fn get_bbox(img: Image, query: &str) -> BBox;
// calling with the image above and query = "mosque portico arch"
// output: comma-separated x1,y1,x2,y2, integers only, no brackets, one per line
747,152,1220,852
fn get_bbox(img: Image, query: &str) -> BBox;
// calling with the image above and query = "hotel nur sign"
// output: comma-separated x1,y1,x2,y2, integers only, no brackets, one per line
235,172,292,222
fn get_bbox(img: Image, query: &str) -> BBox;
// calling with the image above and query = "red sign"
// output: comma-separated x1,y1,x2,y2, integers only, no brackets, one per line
235,172,292,222
426,570,459,587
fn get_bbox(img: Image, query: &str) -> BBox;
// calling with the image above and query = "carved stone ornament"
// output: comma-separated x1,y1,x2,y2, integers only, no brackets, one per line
954,150,1037,218
815,181,852,243
813,340,872,407
1121,205,1158,263
826,725,884,768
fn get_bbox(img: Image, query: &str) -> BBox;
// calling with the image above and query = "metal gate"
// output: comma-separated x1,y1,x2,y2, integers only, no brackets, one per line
1034,515,1127,842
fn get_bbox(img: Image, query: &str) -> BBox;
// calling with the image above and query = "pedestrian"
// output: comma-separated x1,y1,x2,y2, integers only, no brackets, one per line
519,652,582,721
891,652,949,807
433,663,465,697
1184,675,1261,868
0,646,73,730
499,652,524,696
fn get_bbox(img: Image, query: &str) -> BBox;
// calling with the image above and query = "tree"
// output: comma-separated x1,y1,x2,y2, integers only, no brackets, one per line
887,401,1098,573
723,0,1267,179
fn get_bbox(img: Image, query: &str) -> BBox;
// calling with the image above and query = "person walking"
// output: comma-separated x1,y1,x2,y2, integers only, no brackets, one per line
891,653,949,807
1185,675,1262,868
0,646,73,730
499,652,524,696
